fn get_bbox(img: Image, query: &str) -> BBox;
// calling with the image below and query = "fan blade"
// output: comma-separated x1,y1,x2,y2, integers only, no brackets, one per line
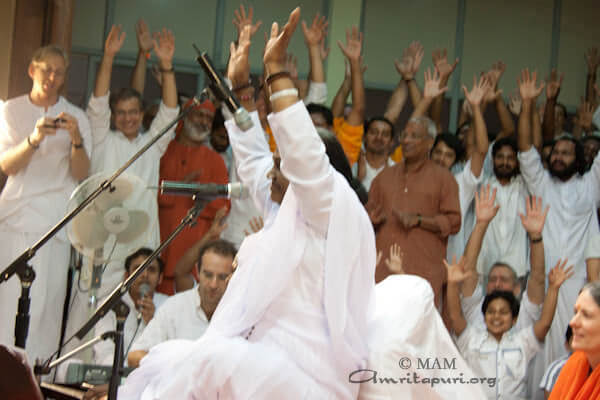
94,176,134,211
115,210,150,244
71,208,110,249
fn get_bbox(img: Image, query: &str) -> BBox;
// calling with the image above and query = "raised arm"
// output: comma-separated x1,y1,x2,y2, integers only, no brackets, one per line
542,68,564,141
337,26,365,126
174,207,228,292
462,75,491,177
517,69,545,152
130,19,154,95
152,28,177,109
519,196,549,305
444,256,470,336
462,185,499,297
573,99,595,139
331,61,352,119
585,48,599,105
389,41,424,119
411,68,447,119
430,48,458,132
301,13,327,85
533,260,574,341
94,25,125,98
488,61,516,139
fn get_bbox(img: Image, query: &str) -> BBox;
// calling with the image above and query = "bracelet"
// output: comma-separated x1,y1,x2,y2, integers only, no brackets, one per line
27,135,39,150
239,93,254,102
265,71,291,86
269,88,298,103
530,235,543,243
71,141,84,149
232,81,252,92
159,66,174,73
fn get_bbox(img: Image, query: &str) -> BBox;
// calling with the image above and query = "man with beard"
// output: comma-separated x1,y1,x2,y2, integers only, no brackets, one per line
517,68,600,400
351,117,395,191
476,137,531,279
158,99,230,295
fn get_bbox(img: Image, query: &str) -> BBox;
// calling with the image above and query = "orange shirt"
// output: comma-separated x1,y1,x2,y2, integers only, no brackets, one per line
158,141,230,295
333,117,363,165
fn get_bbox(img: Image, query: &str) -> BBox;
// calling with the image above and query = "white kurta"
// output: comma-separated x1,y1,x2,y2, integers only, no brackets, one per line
476,174,530,277
457,325,541,399
351,157,395,192
118,102,376,400
518,146,599,400
129,288,208,353
93,292,167,366
85,93,179,297
447,160,483,260
0,95,92,363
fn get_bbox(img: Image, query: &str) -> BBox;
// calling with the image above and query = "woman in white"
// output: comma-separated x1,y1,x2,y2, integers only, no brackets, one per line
119,8,376,399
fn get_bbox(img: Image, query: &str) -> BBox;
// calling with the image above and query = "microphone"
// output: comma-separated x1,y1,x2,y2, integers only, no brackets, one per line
192,45,253,131
137,283,150,322
159,181,246,199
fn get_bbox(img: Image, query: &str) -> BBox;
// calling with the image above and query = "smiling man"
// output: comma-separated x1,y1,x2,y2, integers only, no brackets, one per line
127,239,236,368
366,116,461,310
0,45,91,363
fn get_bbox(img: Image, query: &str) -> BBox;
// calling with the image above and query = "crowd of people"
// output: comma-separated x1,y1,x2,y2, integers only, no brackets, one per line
1,4,600,400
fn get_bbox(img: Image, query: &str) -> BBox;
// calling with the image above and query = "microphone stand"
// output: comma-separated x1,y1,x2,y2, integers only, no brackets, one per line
34,300,129,400
37,196,209,396
0,94,205,349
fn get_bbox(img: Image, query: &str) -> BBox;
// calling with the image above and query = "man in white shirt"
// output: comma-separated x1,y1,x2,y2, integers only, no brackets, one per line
477,137,530,278
0,45,91,363
74,25,180,307
517,69,599,400
127,239,236,367
93,248,167,366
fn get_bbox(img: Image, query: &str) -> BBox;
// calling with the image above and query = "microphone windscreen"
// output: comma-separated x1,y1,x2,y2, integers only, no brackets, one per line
139,282,150,298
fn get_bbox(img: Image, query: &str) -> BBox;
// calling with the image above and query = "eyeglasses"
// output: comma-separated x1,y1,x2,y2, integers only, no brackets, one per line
35,65,66,78
114,109,141,118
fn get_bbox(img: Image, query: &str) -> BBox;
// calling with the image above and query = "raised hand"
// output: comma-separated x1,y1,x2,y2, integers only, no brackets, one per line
576,98,595,131
548,259,574,289
206,206,229,240
233,5,262,39
152,28,175,67
475,184,499,223
545,68,564,100
517,68,545,102
264,7,301,73
301,13,328,48
227,25,251,87
135,19,154,53
519,196,549,237
337,26,363,63
585,47,600,74
508,90,522,115
385,243,404,274
444,255,470,284
394,41,424,80
463,74,492,107
487,60,506,88
423,67,448,99
104,24,126,57
244,216,264,236
432,48,458,83
483,71,503,103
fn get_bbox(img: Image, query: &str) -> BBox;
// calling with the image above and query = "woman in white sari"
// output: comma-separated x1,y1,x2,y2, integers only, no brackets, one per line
118,8,376,400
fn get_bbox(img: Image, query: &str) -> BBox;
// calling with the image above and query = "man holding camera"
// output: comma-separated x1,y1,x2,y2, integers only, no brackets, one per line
0,45,91,363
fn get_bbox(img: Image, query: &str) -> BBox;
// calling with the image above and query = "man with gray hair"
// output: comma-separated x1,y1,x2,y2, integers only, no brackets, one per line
366,113,460,310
